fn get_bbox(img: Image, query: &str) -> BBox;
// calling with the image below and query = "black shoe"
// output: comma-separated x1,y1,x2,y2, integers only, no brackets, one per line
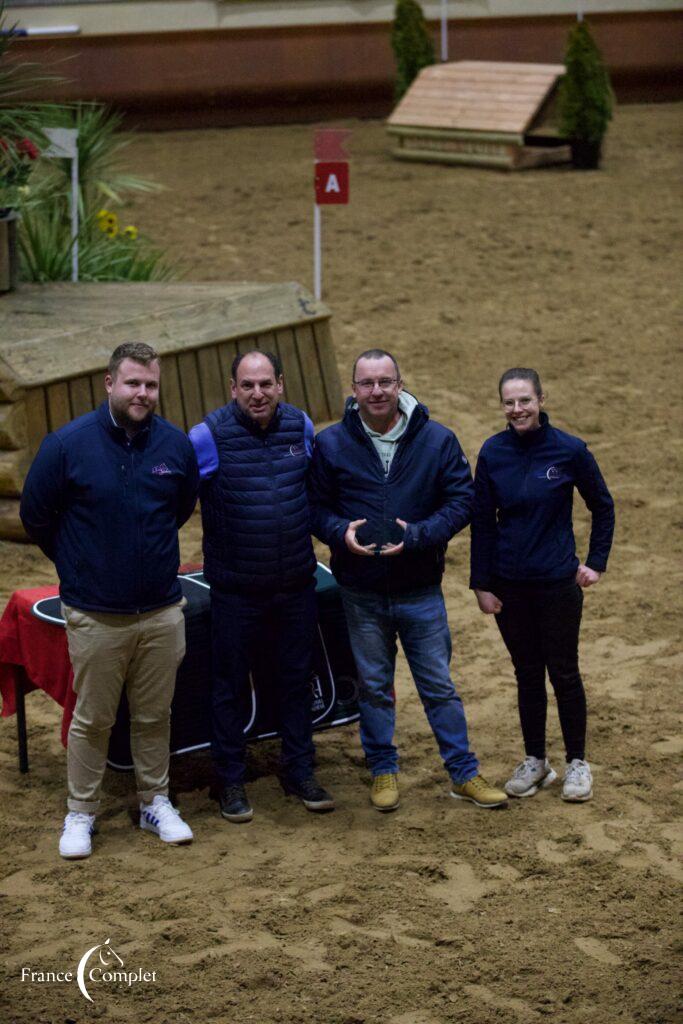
219,784,253,823
283,776,335,813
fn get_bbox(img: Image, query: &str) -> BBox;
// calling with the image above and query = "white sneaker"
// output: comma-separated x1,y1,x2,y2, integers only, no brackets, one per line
140,795,193,844
505,756,557,798
59,812,96,859
562,759,593,802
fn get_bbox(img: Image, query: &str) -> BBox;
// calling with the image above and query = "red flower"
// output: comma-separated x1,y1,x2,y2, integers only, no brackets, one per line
16,138,39,160
0,138,9,153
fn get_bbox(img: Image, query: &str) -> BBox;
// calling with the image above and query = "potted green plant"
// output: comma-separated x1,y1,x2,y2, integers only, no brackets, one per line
557,19,614,170
391,0,435,102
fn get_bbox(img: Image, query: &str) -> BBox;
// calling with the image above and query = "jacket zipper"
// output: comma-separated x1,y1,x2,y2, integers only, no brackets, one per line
264,435,281,578
129,443,143,613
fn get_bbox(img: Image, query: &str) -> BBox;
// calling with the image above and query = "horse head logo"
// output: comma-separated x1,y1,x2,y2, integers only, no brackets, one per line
77,939,123,1002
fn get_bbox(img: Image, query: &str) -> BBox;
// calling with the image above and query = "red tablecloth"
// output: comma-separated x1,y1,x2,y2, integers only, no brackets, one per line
0,585,75,746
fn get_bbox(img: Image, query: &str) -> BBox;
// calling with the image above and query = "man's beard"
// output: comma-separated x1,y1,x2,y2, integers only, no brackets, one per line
110,400,154,434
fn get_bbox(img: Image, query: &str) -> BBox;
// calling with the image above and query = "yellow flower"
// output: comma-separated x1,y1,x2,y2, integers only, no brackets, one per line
97,210,119,235
123,225,138,240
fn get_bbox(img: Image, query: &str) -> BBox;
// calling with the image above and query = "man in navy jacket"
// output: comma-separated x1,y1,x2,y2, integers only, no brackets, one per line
189,350,334,823
20,342,198,859
309,349,506,812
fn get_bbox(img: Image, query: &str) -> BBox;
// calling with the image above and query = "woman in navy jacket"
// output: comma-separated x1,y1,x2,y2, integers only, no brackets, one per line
470,368,614,802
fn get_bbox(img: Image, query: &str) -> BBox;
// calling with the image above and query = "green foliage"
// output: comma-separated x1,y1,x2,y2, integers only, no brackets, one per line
0,2,59,208
41,102,161,225
1,3,173,282
557,20,613,144
391,0,435,102
19,206,174,283
16,102,174,282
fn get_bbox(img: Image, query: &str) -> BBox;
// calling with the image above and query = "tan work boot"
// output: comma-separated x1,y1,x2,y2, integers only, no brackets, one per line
450,774,507,808
370,773,400,812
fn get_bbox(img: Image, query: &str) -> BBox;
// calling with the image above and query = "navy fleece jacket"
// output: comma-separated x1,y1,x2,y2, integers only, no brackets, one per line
20,403,198,613
309,396,473,593
470,413,615,590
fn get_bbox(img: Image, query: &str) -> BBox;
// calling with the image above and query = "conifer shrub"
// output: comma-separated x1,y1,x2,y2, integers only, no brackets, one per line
557,20,613,167
391,0,435,101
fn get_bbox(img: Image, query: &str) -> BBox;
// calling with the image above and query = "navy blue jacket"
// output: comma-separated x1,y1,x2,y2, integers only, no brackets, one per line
309,397,473,593
20,403,198,613
470,413,615,590
191,401,316,593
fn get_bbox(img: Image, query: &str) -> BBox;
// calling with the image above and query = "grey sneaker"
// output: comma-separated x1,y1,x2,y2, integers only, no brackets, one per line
562,759,593,802
505,756,558,798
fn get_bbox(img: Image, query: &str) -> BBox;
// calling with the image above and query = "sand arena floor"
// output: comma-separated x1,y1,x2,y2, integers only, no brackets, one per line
1,103,681,1024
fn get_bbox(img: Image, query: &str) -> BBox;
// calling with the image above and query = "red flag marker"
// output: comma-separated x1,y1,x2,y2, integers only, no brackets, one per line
314,162,350,205
313,130,351,300
314,128,352,162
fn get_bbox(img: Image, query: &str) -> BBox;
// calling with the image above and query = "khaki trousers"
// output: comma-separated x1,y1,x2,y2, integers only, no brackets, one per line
63,601,186,813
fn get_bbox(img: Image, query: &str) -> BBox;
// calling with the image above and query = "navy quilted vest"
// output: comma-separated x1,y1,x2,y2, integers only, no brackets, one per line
200,401,316,592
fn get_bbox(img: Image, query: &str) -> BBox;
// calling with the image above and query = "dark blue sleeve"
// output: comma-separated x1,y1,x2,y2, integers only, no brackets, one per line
177,438,199,528
469,448,498,590
308,440,349,551
188,421,218,481
402,432,473,551
19,433,64,560
574,443,615,572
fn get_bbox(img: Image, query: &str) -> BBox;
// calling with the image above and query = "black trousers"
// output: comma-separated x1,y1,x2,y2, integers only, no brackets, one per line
210,582,317,786
493,577,586,762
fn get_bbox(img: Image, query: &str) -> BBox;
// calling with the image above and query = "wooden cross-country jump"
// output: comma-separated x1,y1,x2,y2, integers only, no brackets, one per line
0,280,343,541
387,61,571,170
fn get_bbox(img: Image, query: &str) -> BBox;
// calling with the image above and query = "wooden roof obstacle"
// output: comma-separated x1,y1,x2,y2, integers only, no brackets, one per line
0,280,343,541
387,61,572,170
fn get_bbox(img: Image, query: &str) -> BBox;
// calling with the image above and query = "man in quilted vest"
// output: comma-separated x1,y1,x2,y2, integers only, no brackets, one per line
189,350,334,821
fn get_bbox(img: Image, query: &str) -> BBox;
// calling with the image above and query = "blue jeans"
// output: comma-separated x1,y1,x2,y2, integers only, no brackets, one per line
340,585,478,784
210,583,317,786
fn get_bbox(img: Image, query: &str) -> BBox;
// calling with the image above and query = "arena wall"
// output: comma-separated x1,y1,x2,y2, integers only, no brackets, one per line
5,5,682,127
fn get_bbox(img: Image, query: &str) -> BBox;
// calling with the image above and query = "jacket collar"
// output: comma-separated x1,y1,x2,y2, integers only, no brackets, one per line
342,391,428,444
506,410,550,448
97,401,152,448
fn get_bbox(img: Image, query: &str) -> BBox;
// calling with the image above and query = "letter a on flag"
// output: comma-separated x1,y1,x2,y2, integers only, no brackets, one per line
314,162,349,205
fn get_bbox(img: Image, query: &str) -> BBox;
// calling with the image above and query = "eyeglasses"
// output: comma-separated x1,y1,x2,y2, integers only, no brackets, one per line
352,377,400,392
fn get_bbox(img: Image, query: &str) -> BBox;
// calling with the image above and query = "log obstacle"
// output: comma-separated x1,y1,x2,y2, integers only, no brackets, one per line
0,280,343,541
387,61,572,171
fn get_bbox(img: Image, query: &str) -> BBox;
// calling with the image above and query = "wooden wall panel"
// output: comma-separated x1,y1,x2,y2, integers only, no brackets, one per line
177,351,204,429
197,345,225,414
158,354,185,428
313,319,345,419
0,402,28,451
90,373,106,408
24,388,48,457
295,323,329,423
236,335,259,357
46,382,71,431
70,376,94,418
217,341,239,390
276,328,306,411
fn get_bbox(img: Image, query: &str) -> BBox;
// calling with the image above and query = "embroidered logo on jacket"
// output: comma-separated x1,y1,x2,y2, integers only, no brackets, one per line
545,465,560,480
152,463,171,476
288,443,305,457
